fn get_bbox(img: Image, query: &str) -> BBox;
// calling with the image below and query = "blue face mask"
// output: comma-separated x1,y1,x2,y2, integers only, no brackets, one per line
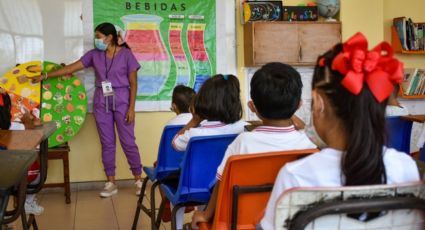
94,38,107,51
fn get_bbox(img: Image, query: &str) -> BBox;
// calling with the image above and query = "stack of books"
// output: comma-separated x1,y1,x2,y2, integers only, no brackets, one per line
402,69,425,96
393,17,425,51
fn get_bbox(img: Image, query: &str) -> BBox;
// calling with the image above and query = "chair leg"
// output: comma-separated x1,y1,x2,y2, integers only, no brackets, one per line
150,181,160,230
63,152,71,204
132,177,149,230
20,210,28,230
155,198,166,229
27,214,38,230
171,204,184,230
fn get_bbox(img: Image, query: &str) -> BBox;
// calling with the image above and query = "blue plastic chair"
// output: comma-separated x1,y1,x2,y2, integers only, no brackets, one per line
386,116,413,154
160,134,238,230
132,125,184,230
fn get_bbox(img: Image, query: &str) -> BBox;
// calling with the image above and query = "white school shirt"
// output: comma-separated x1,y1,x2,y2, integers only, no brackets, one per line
165,113,192,126
10,122,25,130
172,120,247,151
385,105,409,116
216,126,316,180
260,147,420,230
417,125,425,149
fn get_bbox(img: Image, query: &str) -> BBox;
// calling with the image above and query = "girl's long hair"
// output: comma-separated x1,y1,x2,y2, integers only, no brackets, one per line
312,44,387,186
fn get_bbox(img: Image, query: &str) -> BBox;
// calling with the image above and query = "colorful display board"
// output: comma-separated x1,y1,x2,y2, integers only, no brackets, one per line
93,0,217,110
0,61,88,148
41,62,88,147
0,61,41,121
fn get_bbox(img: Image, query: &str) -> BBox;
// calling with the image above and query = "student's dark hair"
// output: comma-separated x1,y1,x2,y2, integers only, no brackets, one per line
95,22,130,49
193,74,242,124
312,44,387,186
172,85,195,113
250,62,302,120
0,93,12,130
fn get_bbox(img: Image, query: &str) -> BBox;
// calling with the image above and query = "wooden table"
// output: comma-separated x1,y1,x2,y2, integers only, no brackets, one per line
401,114,425,123
0,122,56,229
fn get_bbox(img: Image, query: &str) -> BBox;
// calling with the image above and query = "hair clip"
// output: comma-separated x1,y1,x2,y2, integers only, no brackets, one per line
318,57,326,67
223,75,229,80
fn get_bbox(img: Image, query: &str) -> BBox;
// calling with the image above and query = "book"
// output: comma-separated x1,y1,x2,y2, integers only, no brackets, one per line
393,17,408,50
402,68,417,94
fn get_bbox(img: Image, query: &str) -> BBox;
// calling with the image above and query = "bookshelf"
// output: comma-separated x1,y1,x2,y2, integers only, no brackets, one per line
398,86,425,99
392,26,425,54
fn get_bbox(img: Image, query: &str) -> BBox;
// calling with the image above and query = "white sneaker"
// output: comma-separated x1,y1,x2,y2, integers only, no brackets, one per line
100,182,118,198
25,199,44,215
135,180,143,196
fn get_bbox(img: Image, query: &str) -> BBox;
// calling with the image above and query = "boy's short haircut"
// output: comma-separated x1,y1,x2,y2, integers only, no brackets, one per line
172,85,196,113
250,62,303,120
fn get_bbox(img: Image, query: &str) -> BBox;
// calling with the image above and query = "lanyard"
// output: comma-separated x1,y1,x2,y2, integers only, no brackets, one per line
104,46,117,80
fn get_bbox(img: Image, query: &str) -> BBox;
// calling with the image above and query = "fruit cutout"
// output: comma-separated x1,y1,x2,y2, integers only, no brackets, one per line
40,61,88,147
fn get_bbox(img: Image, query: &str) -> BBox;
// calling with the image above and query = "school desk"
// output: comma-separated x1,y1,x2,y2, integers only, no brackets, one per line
401,114,425,123
0,122,56,229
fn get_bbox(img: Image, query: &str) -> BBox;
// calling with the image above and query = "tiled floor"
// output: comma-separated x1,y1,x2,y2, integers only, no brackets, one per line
5,181,193,230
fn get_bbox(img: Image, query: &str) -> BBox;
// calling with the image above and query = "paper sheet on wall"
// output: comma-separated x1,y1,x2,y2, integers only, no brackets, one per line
244,67,314,123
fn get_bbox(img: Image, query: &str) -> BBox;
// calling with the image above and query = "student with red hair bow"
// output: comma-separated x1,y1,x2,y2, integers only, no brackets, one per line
259,33,420,229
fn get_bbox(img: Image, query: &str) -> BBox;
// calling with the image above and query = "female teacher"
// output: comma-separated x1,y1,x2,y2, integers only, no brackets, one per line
32,22,142,197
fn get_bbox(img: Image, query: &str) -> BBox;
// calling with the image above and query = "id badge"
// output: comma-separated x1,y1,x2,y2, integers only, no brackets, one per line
101,81,114,96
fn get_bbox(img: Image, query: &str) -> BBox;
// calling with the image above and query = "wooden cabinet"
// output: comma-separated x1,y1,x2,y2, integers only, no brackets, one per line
244,21,341,66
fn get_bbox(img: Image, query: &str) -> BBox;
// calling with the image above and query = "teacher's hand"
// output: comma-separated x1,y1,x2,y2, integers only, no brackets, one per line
125,108,135,124
30,75,43,83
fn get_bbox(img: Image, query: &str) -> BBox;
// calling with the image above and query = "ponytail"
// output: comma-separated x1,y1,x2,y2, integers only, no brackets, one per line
312,44,387,186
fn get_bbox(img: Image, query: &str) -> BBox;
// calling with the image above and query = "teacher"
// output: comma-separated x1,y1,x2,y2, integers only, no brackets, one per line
32,22,142,198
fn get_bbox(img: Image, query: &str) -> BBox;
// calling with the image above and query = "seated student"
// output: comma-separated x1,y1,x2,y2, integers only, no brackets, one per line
259,33,420,229
172,74,246,152
170,74,245,229
386,84,409,116
191,62,316,228
0,90,44,215
166,85,196,126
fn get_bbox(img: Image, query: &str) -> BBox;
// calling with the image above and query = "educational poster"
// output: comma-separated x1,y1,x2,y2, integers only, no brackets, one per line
41,61,88,147
93,0,217,111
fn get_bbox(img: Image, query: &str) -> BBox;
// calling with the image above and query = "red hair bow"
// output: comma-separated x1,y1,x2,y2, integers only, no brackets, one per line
331,32,404,102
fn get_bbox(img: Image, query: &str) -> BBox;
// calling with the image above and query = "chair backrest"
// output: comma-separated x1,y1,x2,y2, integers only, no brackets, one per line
155,125,184,180
386,116,413,154
275,182,425,230
175,134,238,203
207,149,317,230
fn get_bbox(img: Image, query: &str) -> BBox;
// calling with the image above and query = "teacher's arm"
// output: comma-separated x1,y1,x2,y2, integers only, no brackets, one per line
126,70,137,123
31,60,85,83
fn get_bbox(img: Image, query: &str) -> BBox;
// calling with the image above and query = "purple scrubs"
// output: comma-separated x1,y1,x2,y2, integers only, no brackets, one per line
80,47,142,176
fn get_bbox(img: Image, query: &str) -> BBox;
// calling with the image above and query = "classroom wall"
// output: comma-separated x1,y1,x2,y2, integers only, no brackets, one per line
46,0,425,183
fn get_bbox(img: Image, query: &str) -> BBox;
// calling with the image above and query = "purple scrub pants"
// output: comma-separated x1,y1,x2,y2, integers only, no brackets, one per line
93,88,142,176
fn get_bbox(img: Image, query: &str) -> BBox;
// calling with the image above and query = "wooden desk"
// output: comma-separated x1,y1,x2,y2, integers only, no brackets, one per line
0,123,56,229
0,150,37,226
0,122,56,150
401,114,425,123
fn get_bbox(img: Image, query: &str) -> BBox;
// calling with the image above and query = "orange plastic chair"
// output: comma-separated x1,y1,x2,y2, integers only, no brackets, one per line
198,148,318,230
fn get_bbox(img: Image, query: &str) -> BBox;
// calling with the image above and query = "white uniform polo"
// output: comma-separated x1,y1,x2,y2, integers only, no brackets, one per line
260,147,420,230
165,113,192,126
216,125,316,180
172,120,247,151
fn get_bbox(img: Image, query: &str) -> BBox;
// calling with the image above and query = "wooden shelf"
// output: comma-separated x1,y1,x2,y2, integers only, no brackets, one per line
391,26,425,54
398,84,425,99
244,21,341,67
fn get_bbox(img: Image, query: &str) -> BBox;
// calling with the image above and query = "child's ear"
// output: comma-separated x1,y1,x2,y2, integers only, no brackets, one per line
311,90,324,114
248,101,257,113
